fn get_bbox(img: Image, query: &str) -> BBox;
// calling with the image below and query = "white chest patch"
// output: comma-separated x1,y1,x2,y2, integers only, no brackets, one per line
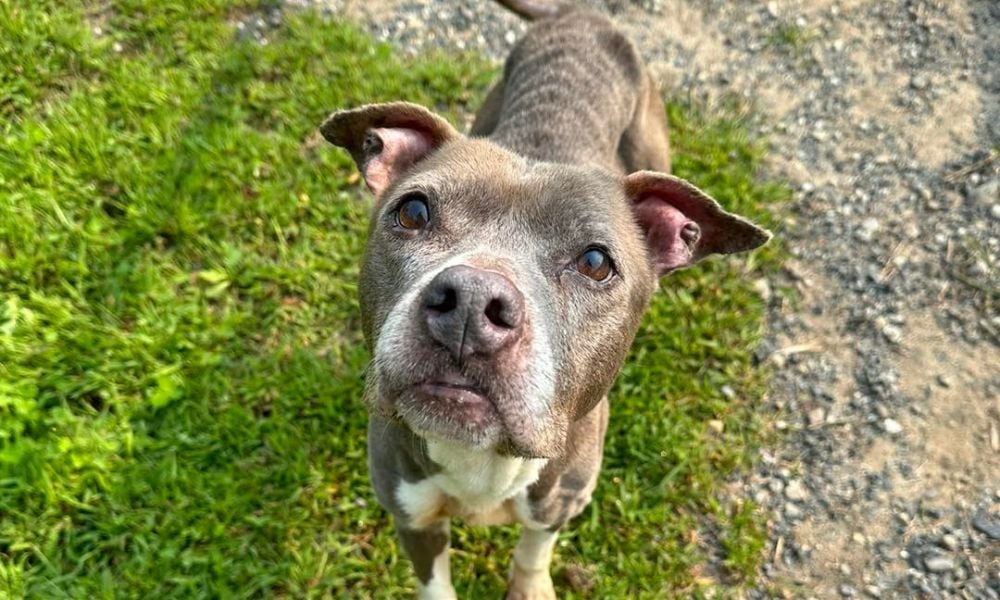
395,439,548,529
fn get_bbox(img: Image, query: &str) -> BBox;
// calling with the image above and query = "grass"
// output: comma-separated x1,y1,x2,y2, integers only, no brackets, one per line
0,1,787,597
764,20,817,62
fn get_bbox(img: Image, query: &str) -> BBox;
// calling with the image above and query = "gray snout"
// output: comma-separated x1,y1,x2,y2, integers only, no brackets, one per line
422,265,525,360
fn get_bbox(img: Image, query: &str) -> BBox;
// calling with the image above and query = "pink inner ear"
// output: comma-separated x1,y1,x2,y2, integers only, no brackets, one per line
634,197,697,273
363,127,433,197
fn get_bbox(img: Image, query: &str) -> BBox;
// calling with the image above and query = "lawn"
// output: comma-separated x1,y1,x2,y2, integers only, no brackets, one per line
0,1,786,597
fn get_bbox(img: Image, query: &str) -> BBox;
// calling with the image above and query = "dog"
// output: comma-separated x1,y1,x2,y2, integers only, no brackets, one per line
319,0,771,597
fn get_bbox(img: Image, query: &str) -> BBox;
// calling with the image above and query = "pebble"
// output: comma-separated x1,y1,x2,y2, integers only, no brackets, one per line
881,324,903,345
972,510,1000,540
808,407,825,427
857,217,880,242
753,278,772,302
785,480,808,501
970,179,999,207
940,534,959,550
910,74,930,90
924,555,955,573
882,418,903,435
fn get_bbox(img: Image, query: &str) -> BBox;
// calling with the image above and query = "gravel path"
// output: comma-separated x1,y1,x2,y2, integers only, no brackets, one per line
256,0,999,596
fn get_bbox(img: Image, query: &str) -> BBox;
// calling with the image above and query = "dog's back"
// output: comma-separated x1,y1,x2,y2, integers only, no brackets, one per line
472,4,671,174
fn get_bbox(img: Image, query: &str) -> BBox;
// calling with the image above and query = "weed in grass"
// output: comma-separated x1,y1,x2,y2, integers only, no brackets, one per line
764,20,817,63
1,2,787,597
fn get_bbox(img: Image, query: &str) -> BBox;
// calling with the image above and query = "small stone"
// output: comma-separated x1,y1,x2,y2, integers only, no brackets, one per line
970,179,999,206
839,583,856,597
785,480,808,501
785,503,803,519
770,479,785,494
941,534,959,550
504,30,516,45
808,407,825,427
812,129,830,142
753,278,772,302
972,510,1000,540
852,532,866,545
864,585,882,598
991,204,1000,220
721,385,736,399
910,74,930,90
839,564,852,576
883,418,903,435
707,419,725,434
857,217,880,242
113,41,124,53
924,555,955,572
775,419,788,430
881,324,903,345
936,374,953,388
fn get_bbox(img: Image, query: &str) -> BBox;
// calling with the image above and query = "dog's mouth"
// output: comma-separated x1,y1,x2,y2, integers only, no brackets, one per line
390,369,503,442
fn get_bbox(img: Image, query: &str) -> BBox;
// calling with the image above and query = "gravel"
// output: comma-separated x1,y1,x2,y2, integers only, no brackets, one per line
245,0,999,596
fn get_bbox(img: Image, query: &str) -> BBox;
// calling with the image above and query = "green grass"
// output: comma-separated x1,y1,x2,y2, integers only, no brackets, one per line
0,1,787,597
764,20,817,62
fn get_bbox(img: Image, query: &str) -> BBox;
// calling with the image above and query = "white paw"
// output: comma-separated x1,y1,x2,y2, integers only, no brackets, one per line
505,565,557,600
417,579,458,600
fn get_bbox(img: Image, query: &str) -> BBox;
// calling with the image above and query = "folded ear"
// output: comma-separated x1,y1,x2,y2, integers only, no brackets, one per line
624,171,772,275
320,102,459,198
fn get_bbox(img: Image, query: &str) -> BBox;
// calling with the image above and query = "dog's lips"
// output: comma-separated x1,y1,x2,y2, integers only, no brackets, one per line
412,378,499,423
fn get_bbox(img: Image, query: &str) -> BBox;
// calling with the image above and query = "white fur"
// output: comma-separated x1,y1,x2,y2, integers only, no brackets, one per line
426,439,547,510
508,528,559,600
395,478,446,529
396,440,548,528
416,546,457,600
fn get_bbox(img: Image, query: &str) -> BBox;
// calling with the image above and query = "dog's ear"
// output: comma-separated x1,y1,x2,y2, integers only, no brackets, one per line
624,171,771,275
320,102,459,198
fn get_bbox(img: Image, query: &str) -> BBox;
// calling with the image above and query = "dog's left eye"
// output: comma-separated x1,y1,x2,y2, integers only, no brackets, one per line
395,194,430,230
575,247,614,282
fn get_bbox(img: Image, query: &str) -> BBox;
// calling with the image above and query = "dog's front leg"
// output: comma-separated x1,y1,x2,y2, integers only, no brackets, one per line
507,527,559,600
398,520,456,600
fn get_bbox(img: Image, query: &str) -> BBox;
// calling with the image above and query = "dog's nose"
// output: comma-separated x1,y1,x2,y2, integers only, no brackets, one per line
422,265,525,360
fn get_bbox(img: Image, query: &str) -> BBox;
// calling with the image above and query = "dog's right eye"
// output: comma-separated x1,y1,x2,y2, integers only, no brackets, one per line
395,194,430,230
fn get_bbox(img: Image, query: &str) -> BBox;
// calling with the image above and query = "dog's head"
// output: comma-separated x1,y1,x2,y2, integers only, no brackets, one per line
321,102,770,458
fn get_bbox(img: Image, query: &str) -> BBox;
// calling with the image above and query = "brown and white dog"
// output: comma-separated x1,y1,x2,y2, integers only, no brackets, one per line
319,1,770,597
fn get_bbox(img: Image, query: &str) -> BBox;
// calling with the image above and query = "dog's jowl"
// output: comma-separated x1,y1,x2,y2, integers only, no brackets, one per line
319,1,771,598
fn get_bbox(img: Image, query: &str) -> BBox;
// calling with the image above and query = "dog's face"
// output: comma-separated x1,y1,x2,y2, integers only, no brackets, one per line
322,102,769,458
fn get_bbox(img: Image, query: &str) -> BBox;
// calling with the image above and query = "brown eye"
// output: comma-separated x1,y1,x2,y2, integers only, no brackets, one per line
395,194,430,230
576,247,614,282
